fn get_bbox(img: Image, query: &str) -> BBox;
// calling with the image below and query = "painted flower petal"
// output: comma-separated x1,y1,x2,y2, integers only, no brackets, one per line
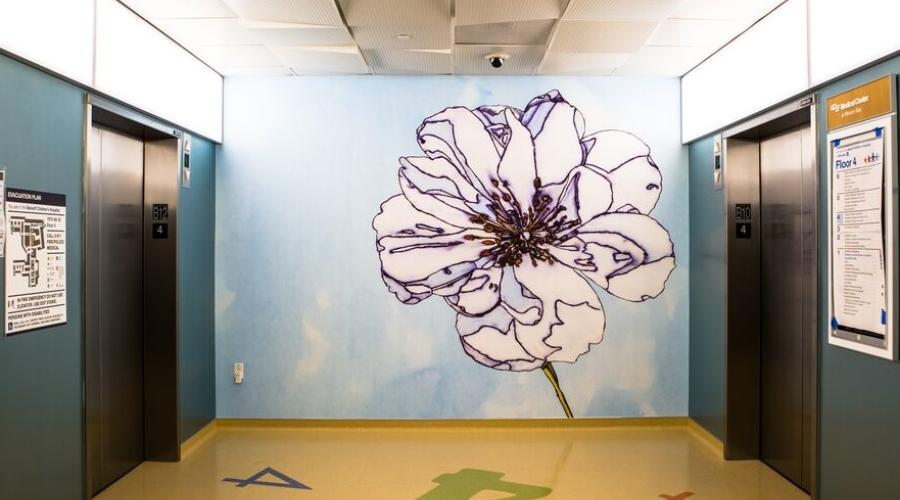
446,267,502,316
474,105,523,151
400,156,481,203
458,305,543,372
379,230,487,285
496,109,537,209
417,107,502,196
578,213,675,301
542,165,614,226
604,156,662,214
399,167,480,229
582,130,650,171
512,262,605,362
523,91,586,186
373,194,462,239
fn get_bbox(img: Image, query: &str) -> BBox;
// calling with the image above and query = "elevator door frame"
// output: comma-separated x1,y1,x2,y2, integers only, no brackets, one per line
83,95,183,497
722,96,818,495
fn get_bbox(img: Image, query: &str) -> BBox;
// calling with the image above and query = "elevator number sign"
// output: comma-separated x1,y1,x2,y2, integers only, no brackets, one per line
735,204,752,239
152,203,168,240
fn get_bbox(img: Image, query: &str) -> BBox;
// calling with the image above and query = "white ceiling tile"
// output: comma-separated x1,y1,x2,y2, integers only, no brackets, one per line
251,25,355,47
339,0,450,27
614,45,708,76
540,52,630,74
456,0,566,26
122,0,236,19
271,46,370,73
353,25,451,50
565,0,683,21
672,0,784,20
154,18,261,46
453,45,544,75
220,66,293,76
648,18,744,48
365,49,452,74
223,0,343,25
192,45,282,69
456,20,555,46
552,20,657,53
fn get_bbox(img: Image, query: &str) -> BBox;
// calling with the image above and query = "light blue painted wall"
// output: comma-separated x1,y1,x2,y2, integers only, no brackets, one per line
216,76,689,419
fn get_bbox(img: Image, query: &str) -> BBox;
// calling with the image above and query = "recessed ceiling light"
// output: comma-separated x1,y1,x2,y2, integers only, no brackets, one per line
395,34,412,41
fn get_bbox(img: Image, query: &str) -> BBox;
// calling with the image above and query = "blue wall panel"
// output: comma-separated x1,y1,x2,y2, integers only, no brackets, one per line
178,136,217,442
0,54,85,500
816,60,900,500
687,137,726,440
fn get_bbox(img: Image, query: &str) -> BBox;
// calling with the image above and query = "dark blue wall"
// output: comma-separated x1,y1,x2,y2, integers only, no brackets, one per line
0,51,218,498
687,54,900,499
178,136,216,442
816,60,900,500
688,136,726,441
0,54,86,500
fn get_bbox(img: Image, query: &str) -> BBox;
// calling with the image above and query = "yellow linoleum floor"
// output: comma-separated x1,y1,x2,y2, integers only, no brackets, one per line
95,424,809,500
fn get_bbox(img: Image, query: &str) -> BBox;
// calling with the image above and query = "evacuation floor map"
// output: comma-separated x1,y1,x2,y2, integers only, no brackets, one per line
4,188,66,335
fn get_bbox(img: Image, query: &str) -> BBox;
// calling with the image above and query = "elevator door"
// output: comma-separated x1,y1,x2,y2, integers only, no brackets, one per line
759,126,812,490
90,126,145,494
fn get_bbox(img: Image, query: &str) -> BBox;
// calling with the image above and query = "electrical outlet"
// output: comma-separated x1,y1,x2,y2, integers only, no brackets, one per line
234,362,244,384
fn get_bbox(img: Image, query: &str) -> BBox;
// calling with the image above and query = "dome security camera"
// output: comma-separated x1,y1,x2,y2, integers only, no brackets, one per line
485,53,509,69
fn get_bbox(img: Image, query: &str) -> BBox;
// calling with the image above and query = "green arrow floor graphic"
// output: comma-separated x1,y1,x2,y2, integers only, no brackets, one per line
417,468,552,500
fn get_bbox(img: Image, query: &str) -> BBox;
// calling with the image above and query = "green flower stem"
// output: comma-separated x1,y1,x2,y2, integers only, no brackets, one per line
541,361,574,419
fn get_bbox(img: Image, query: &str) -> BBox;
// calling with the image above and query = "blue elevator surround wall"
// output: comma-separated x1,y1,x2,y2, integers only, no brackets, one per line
178,137,217,442
686,52,900,499
816,58,900,500
0,50,218,498
687,137,726,441
0,54,85,500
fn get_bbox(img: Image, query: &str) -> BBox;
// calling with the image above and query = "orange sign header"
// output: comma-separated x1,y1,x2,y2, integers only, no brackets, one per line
826,75,895,130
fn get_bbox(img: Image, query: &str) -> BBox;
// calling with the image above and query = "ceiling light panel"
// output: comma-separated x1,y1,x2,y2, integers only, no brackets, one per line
552,20,657,53
223,0,343,25
454,45,544,75
565,0,683,21
615,45,707,76
672,0,784,20
353,25,451,50
456,0,566,25
219,66,293,76
121,0,236,19
456,19,555,46
192,45,282,69
540,52,630,74
271,46,370,73
153,18,261,46
365,49,452,74
648,18,744,48
339,0,450,27
250,25,355,47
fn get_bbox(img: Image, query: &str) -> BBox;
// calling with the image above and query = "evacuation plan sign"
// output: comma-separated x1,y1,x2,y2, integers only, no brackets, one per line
4,188,67,335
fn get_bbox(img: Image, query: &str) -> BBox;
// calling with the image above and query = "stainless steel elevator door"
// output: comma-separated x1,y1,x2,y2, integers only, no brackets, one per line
91,126,145,494
759,126,812,490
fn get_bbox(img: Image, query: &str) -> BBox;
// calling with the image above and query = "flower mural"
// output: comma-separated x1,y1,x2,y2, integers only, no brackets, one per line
373,90,675,417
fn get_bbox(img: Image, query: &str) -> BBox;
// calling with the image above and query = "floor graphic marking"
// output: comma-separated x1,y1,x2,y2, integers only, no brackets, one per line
417,468,552,500
659,492,695,499
223,467,311,490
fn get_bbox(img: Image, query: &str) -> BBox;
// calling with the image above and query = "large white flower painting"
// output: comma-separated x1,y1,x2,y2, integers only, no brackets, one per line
373,90,675,417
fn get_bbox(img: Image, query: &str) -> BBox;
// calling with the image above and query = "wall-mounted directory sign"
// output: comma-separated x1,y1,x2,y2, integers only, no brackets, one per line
827,75,897,360
4,188,67,335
